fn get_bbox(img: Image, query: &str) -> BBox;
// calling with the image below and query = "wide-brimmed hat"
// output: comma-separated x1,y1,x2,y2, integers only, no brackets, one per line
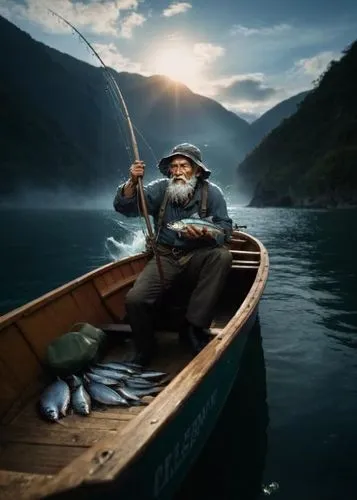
157,143,211,179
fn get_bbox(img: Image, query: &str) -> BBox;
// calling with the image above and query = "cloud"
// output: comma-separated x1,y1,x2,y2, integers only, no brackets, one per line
228,21,352,60
214,75,278,102
193,43,225,65
227,50,341,117
119,12,146,38
162,2,192,17
223,98,282,120
0,0,16,19
190,72,282,119
93,42,142,72
1,0,142,37
230,23,292,37
293,51,341,78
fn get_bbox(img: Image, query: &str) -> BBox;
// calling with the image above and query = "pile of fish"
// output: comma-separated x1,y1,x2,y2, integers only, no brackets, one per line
39,360,168,423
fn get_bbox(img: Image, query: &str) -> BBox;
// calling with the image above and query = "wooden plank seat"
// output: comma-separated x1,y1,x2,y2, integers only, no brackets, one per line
230,250,260,255
232,260,260,265
231,265,259,269
98,323,223,336
100,274,140,300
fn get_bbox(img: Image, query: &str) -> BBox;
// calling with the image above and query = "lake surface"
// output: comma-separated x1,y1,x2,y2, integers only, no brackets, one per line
1,206,357,499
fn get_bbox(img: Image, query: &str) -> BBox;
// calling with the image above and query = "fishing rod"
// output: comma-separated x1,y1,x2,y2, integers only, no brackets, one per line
105,78,159,165
49,9,164,284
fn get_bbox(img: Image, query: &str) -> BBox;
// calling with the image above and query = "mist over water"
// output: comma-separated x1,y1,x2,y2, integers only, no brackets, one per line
0,186,119,210
0,180,251,211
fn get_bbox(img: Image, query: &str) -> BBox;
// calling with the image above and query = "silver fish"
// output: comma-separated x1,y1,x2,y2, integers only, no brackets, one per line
85,372,119,386
125,378,157,388
117,386,142,402
167,217,224,237
128,386,163,397
140,371,167,380
39,379,71,422
66,374,82,389
71,384,91,415
119,361,143,370
86,382,129,406
90,367,128,381
95,362,138,375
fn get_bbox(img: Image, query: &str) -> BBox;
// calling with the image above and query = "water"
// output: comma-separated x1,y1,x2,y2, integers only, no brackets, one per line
1,207,357,499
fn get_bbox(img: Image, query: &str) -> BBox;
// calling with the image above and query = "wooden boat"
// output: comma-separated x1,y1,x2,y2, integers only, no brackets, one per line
0,230,269,500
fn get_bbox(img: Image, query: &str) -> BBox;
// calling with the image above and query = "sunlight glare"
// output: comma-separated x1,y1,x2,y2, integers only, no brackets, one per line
152,47,201,89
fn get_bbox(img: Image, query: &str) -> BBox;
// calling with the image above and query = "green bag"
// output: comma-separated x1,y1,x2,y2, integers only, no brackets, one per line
45,322,107,376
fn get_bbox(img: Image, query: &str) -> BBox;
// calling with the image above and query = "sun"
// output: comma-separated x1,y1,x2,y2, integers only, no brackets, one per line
152,46,201,89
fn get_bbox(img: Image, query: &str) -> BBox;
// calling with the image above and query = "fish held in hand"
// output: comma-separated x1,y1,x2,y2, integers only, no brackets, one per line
167,216,224,237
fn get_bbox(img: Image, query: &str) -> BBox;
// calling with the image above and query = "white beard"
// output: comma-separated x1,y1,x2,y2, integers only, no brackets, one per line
167,176,198,204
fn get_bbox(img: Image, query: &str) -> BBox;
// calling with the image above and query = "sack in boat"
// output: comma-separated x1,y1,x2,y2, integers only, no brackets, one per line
45,322,107,376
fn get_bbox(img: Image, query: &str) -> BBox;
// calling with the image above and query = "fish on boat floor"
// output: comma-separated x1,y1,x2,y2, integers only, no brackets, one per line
0,332,196,481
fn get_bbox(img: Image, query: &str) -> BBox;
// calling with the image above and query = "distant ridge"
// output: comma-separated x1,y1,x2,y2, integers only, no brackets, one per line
250,91,310,143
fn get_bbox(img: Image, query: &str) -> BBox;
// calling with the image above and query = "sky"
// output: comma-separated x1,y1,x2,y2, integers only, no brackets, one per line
1,0,357,122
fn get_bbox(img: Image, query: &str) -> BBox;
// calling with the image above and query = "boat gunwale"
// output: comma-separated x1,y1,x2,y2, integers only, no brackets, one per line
0,252,149,330
25,231,269,499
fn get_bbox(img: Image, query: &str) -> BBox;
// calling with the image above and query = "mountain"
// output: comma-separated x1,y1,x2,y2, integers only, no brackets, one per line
250,91,310,144
237,40,357,208
0,15,251,202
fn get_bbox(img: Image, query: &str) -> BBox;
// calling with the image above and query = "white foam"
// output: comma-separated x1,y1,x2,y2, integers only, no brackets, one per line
105,232,146,261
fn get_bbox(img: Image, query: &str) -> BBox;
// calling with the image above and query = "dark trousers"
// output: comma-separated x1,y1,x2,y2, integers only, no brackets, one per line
125,247,232,354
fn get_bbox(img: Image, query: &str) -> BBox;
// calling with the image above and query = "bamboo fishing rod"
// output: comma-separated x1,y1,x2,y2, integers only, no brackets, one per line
49,9,164,284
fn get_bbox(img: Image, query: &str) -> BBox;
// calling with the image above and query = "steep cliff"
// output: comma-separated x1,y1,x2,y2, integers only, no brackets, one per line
237,41,357,207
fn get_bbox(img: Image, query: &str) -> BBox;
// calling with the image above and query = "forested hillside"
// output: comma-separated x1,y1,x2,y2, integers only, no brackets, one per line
237,41,357,207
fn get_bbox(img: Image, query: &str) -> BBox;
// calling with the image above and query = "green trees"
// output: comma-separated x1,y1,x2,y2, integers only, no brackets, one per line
237,40,357,207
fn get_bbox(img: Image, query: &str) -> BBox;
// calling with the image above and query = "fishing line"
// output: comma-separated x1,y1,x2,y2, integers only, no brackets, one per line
101,66,157,241
51,10,158,185
104,76,134,164
50,11,133,164
105,76,148,239
102,76,148,240
49,9,165,284
104,71,159,166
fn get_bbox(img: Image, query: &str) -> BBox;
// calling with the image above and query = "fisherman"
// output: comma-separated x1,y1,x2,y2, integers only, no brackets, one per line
113,143,233,365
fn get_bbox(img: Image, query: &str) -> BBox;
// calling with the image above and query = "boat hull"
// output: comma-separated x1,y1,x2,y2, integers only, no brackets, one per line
48,307,258,500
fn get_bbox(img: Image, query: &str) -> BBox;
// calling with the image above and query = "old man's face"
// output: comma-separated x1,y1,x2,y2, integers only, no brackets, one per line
167,155,200,204
169,156,195,182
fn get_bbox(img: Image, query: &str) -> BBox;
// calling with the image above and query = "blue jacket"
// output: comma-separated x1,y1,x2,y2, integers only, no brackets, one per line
113,179,233,249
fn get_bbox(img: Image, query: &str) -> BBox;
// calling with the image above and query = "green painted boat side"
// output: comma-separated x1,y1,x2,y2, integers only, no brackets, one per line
46,308,258,500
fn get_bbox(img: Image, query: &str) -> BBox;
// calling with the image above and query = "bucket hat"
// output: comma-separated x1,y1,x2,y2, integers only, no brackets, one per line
158,143,211,179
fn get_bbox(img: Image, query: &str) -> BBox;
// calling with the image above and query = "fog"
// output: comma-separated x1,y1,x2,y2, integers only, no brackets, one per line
0,186,116,210
0,181,251,211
